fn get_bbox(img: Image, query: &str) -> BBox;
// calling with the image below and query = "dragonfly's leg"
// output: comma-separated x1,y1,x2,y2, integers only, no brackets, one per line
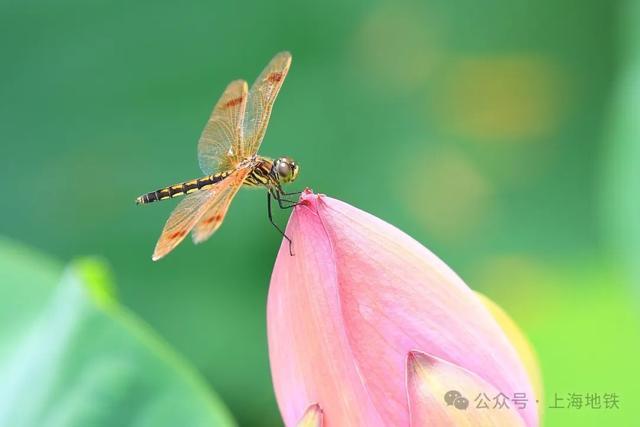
267,191,294,256
280,190,303,196
278,198,299,207
274,189,300,209
276,197,300,209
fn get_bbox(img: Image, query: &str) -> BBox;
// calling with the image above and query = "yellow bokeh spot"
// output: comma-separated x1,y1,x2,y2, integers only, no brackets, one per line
437,55,567,141
401,146,492,241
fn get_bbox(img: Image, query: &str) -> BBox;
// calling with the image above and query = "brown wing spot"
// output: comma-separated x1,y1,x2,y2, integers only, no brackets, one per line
224,96,243,108
267,72,283,83
203,214,224,225
170,230,187,239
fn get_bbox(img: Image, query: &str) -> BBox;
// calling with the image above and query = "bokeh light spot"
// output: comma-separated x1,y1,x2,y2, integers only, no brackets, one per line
400,146,493,241
437,55,567,141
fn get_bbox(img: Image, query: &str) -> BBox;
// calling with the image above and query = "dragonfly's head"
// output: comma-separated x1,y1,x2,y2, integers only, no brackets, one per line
273,157,299,185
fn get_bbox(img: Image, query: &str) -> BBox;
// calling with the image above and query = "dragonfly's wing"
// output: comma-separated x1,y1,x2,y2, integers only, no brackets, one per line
152,169,247,260
241,51,292,158
191,167,251,244
197,79,248,175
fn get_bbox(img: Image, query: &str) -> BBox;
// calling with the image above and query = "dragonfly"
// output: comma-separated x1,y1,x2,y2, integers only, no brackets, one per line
136,52,300,261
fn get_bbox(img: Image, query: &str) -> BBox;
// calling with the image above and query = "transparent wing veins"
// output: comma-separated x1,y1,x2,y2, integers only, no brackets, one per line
197,80,248,175
241,51,292,158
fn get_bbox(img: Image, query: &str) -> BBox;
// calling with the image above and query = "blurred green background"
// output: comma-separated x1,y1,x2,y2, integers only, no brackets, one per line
1,0,639,426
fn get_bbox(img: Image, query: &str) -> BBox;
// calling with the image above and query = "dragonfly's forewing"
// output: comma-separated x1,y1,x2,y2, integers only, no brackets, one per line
241,51,291,158
197,79,248,175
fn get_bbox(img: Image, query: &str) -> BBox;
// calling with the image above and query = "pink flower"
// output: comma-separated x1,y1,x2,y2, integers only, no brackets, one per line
267,190,541,426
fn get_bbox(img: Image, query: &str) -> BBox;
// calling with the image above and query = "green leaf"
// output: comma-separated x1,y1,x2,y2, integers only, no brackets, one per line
0,239,235,427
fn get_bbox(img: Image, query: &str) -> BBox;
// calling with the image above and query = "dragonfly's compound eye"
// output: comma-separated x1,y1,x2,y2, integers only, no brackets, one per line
277,161,291,178
275,157,299,183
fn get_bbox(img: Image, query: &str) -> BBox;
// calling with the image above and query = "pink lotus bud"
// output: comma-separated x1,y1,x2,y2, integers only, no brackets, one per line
267,190,540,426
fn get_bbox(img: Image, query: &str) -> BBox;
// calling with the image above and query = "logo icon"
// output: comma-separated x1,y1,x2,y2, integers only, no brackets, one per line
444,390,469,410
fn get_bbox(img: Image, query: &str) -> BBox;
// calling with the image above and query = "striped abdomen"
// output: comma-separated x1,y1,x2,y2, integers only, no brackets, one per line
136,171,232,204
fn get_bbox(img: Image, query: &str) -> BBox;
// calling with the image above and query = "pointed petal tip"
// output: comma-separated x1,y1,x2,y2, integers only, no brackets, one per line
296,403,323,427
407,350,437,370
295,188,327,212
406,351,445,386
406,349,528,427
299,188,317,202
407,350,422,363
406,350,420,369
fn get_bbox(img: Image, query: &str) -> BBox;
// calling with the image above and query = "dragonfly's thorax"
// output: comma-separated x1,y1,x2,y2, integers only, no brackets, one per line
243,155,299,188
243,156,276,188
